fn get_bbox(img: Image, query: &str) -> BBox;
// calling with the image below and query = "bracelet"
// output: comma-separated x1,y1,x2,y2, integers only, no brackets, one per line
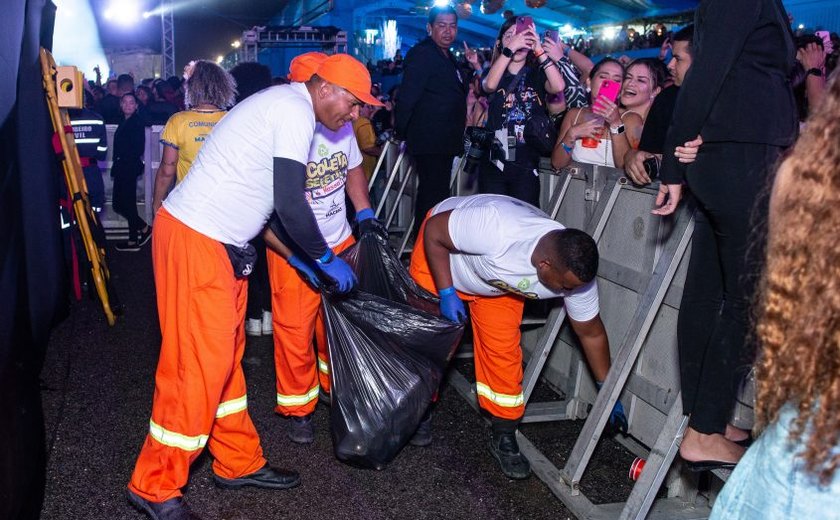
439,286,457,296
533,49,545,58
561,142,573,155
540,59,557,71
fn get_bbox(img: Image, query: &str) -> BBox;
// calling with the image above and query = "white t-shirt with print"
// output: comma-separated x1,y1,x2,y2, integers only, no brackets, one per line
306,123,362,247
164,82,315,248
433,194,600,322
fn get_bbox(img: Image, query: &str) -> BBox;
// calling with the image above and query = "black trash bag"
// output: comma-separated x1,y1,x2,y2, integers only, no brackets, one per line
322,233,464,469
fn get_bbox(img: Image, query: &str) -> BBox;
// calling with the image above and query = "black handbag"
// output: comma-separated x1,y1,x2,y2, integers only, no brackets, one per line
524,97,558,156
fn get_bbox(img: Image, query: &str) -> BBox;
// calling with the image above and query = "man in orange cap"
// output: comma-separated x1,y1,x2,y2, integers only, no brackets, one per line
127,54,379,520
263,52,384,444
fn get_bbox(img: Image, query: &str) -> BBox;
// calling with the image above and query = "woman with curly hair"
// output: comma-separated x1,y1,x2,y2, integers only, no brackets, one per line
151,60,237,213
710,70,840,518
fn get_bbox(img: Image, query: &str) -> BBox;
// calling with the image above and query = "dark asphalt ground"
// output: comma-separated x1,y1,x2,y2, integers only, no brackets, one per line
40,246,636,520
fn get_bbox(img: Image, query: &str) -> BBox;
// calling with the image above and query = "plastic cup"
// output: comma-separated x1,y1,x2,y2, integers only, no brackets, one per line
628,457,646,480
581,136,599,148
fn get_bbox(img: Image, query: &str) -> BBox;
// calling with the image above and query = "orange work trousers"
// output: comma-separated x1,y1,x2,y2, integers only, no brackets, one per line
266,235,355,417
409,213,526,421
128,208,266,503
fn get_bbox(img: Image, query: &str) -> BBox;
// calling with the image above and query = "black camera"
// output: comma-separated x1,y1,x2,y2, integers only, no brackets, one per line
464,126,493,163
643,156,661,180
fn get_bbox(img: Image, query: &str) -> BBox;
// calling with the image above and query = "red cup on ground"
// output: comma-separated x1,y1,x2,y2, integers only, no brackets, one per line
629,457,646,480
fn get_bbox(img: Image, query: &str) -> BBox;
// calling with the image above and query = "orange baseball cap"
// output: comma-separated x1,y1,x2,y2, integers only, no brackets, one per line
314,54,384,106
288,52,328,82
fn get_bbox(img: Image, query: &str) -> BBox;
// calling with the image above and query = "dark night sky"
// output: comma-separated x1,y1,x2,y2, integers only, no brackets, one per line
89,0,289,70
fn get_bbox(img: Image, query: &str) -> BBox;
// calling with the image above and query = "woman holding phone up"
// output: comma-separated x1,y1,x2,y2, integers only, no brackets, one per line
551,58,625,169
479,15,565,207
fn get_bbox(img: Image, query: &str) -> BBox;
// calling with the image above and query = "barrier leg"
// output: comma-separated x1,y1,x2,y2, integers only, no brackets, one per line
385,165,414,229
374,145,407,218
560,207,695,492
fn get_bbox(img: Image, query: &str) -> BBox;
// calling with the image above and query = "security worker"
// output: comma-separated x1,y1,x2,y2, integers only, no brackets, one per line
127,54,380,520
68,105,107,212
409,194,623,480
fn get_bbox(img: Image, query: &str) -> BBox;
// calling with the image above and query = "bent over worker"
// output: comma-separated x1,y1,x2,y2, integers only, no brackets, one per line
265,52,385,444
409,194,624,480
127,54,377,520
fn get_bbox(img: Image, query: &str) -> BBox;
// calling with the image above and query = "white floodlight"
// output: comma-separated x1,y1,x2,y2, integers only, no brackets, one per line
103,0,140,26
433,0,450,7
603,26,618,40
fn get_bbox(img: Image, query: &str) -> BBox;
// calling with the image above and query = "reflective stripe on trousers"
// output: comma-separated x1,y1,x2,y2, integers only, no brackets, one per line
276,385,319,407
475,382,525,408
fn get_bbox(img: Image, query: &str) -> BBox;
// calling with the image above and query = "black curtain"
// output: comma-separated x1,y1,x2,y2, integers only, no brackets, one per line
0,1,66,518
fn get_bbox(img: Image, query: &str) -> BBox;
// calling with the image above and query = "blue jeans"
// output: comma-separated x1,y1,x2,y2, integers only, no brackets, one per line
711,403,840,519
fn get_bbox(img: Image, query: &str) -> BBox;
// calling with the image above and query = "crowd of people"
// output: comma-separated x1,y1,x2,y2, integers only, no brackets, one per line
66,2,840,518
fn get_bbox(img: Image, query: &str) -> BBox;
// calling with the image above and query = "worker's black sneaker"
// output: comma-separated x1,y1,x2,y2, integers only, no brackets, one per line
489,432,531,480
409,409,432,447
318,387,331,406
126,489,203,520
213,463,300,490
287,414,315,444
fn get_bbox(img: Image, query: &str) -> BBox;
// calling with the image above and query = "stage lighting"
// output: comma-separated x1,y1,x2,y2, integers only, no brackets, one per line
433,0,450,7
103,0,140,26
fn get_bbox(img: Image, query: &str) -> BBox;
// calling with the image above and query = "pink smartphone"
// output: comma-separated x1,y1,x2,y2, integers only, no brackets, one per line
593,79,621,110
515,16,533,35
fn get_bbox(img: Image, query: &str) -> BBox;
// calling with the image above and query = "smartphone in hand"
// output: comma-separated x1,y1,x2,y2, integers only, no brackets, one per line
545,29,559,42
515,16,534,35
593,79,621,111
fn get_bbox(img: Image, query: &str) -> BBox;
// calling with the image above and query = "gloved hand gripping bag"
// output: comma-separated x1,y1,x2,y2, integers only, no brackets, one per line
322,233,464,469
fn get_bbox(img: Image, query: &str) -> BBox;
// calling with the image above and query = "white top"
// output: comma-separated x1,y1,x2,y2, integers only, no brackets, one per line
569,109,615,168
571,136,615,168
164,83,315,247
433,194,600,322
306,123,363,246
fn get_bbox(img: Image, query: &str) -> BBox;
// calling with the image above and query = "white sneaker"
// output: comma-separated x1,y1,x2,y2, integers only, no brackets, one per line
245,318,262,337
261,310,273,336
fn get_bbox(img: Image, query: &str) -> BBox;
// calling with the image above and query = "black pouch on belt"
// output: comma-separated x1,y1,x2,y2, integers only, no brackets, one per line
223,243,257,278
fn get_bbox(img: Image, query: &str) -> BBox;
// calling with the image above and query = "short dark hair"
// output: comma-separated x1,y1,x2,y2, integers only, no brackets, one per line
428,5,457,25
549,229,599,283
117,73,134,90
230,61,272,102
672,24,694,53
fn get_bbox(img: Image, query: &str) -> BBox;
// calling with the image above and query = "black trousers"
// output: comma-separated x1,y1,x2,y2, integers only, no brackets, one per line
679,142,782,434
477,159,541,208
413,153,456,236
111,160,147,241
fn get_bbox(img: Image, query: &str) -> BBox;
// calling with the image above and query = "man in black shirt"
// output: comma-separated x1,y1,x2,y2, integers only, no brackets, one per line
395,5,468,235
624,25,694,185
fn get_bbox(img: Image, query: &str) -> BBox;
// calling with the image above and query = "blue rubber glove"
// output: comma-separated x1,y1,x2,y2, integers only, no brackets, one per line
596,381,629,435
288,254,320,289
355,207,388,239
439,286,467,323
315,250,357,294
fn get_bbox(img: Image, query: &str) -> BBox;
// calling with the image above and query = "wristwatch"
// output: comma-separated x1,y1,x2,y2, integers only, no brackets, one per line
609,124,626,135
807,67,823,77
501,46,514,58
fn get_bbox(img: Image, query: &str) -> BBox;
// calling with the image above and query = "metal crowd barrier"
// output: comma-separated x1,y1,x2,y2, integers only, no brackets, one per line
444,162,753,519
368,139,472,256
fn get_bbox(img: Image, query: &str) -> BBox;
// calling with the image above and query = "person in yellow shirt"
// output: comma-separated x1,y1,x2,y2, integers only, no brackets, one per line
352,104,382,182
152,60,237,213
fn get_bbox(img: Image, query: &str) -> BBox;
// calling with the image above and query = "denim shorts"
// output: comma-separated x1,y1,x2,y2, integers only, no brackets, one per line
710,403,840,519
